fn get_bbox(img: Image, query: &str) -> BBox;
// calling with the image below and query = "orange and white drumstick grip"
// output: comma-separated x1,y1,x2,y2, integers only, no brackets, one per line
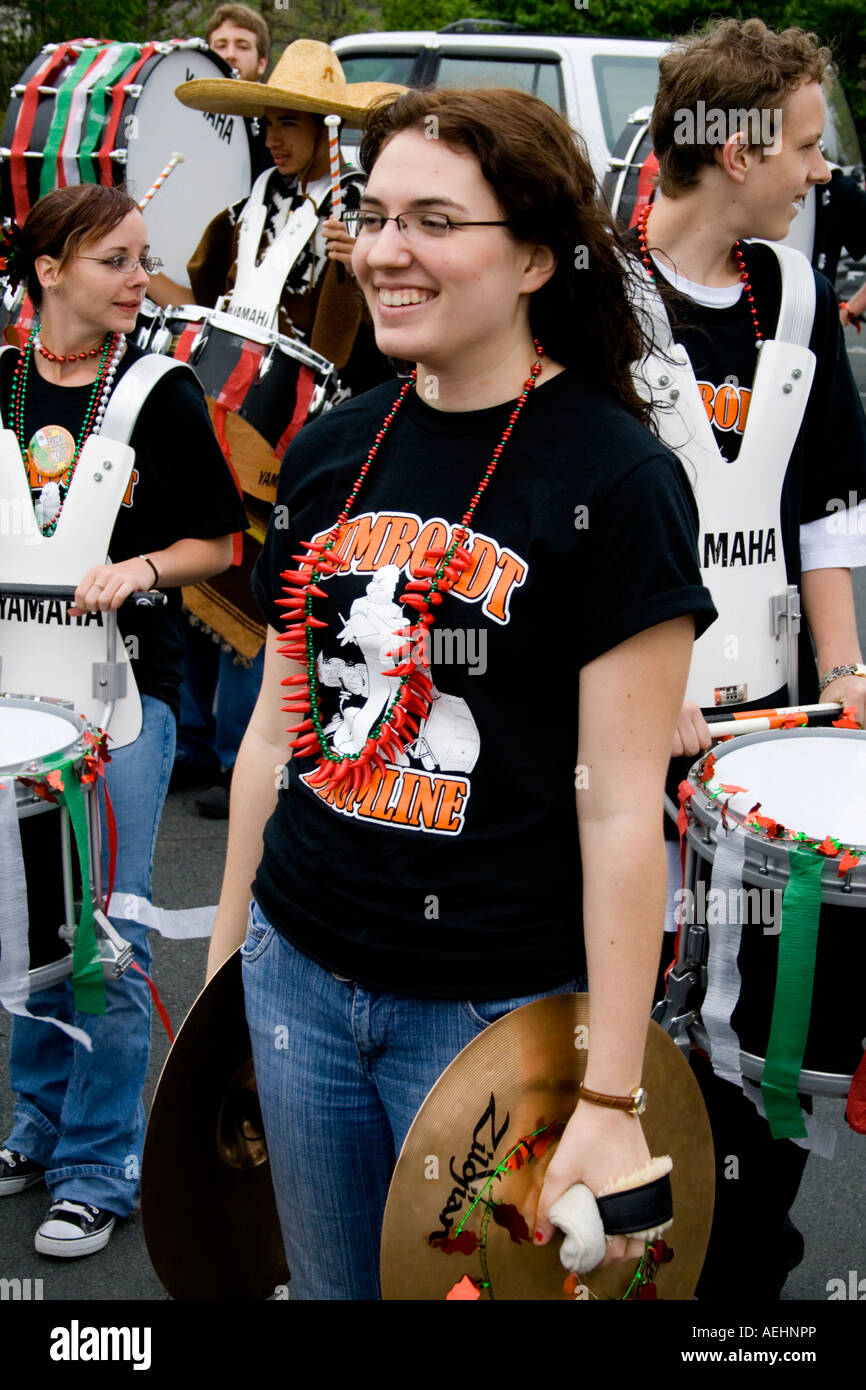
138,152,184,210
324,115,342,221
708,704,843,739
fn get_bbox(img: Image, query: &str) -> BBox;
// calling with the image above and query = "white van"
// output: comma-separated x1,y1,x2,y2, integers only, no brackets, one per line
333,21,863,255
332,26,667,183
335,22,861,169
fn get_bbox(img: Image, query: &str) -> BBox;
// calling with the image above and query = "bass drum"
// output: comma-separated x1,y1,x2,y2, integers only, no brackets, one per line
1,37,252,282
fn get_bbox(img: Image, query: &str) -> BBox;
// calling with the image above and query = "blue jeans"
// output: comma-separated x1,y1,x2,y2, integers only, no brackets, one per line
5,696,176,1216
177,622,264,771
242,898,579,1300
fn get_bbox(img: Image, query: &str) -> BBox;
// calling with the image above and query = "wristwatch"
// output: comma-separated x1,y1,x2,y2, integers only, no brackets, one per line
578,1084,647,1116
818,663,866,693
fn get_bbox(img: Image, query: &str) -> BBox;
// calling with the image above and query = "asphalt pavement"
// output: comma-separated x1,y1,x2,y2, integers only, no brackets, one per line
1,311,865,1310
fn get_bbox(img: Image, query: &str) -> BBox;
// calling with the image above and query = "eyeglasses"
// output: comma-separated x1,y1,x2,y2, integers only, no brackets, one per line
343,210,509,241
76,255,164,275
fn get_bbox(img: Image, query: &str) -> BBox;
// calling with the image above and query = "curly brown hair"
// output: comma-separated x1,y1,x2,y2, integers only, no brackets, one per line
20,184,140,309
651,18,831,196
359,86,652,424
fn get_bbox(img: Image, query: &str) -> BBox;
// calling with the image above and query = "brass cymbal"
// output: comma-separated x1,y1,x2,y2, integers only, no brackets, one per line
380,995,714,1301
141,950,289,1300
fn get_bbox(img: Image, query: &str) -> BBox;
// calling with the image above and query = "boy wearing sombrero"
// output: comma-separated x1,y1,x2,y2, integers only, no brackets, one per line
150,40,402,814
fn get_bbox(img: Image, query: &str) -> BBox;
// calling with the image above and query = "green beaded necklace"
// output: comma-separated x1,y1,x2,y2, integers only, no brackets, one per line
9,327,120,536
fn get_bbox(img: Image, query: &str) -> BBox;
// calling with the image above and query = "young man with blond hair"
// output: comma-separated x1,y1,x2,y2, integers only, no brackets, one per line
636,17,866,1299
205,3,269,82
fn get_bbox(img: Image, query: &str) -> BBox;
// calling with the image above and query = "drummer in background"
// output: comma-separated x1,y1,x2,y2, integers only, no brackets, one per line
204,3,272,180
0,184,247,1255
633,18,866,1299
148,40,400,817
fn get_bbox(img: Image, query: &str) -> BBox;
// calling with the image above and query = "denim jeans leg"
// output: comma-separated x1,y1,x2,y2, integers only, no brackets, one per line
213,645,264,772
242,905,394,1301
7,696,176,1215
242,902,579,1300
176,622,220,768
373,980,580,1157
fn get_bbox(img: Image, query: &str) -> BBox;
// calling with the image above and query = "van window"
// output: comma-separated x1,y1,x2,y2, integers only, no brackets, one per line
433,56,564,112
337,53,419,86
592,55,660,151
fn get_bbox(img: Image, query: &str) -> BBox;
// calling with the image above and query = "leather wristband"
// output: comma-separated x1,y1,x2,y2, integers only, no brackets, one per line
140,554,159,587
596,1174,673,1236
578,1084,647,1115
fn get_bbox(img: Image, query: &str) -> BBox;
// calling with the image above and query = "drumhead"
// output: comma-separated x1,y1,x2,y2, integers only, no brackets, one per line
0,700,83,774
127,48,251,282
692,728,866,847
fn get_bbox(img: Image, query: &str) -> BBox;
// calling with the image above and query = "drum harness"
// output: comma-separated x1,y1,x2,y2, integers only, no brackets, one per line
630,242,816,710
0,354,198,1041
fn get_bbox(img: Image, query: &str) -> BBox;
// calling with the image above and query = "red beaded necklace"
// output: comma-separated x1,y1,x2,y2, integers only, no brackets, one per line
36,336,102,363
637,204,763,345
279,343,545,793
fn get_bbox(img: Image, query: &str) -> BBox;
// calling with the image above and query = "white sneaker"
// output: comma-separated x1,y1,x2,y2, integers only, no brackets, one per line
35,1200,116,1257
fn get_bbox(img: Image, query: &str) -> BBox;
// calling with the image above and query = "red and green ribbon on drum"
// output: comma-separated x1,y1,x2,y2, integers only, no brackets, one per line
760,852,824,1139
20,745,107,1015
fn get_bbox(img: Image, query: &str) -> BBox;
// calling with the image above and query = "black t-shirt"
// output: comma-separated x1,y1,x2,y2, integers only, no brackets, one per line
1,342,248,715
251,371,716,997
813,169,866,285
628,236,866,705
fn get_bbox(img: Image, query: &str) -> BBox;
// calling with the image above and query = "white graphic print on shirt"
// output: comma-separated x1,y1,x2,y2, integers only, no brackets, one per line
296,511,528,836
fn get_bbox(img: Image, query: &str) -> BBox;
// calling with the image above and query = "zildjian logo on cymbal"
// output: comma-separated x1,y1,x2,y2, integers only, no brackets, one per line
428,1093,509,1245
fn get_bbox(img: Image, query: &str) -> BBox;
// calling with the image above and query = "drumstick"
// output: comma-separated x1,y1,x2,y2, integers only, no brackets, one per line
708,704,844,739
138,152,184,210
705,702,841,724
324,115,342,220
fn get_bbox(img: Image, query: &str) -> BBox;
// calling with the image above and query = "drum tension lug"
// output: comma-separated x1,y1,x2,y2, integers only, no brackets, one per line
769,587,801,638
92,662,128,701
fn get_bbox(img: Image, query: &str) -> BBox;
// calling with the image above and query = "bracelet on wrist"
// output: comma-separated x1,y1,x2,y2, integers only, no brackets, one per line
140,554,159,588
818,663,866,693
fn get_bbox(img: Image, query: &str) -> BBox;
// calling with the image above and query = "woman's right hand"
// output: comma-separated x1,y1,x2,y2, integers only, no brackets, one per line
671,700,712,758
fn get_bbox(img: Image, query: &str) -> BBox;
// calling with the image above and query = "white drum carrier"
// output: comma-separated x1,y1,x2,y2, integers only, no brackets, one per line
631,242,817,708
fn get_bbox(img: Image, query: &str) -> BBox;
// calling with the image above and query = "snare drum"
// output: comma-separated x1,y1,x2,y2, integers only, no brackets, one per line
151,306,339,495
0,695,130,997
1,39,251,283
678,727,866,1097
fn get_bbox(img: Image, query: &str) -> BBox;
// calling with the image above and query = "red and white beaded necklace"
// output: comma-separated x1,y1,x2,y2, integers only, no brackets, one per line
279,342,545,793
637,204,763,346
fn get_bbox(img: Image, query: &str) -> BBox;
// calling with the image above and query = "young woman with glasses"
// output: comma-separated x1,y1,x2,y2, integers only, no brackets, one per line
0,183,246,1256
207,87,717,1299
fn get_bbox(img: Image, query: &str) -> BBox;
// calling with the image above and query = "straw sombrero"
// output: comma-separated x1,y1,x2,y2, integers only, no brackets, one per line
176,38,406,124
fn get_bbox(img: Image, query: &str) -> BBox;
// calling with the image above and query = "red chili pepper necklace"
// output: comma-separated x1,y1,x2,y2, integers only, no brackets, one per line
637,204,763,345
279,342,545,793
